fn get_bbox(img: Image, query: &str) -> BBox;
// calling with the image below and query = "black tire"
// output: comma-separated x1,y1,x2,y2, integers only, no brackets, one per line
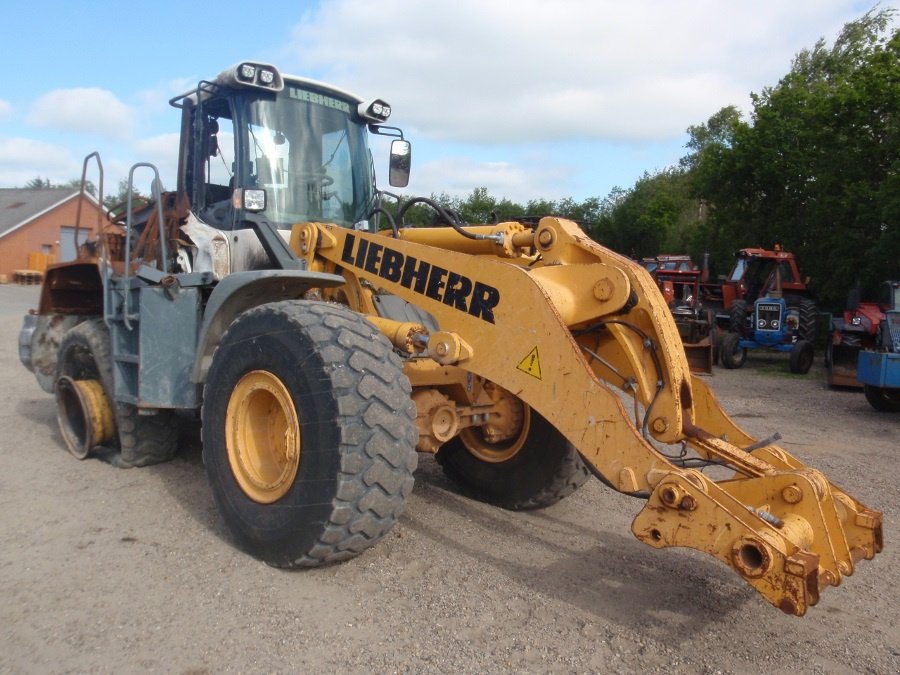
863,385,900,412
786,295,818,343
436,402,589,510
707,311,720,366
56,320,177,466
720,332,747,369
56,320,116,458
729,300,748,337
201,300,418,567
789,340,814,374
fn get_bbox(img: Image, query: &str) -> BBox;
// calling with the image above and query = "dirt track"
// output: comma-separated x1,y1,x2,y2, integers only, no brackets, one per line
1,283,898,674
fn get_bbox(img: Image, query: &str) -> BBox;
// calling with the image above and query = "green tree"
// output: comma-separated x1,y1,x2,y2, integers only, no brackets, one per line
684,8,899,309
23,177,52,189
21,176,97,197
604,169,700,260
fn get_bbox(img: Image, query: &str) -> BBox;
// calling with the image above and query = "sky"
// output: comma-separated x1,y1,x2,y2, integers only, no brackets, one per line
1,0,895,204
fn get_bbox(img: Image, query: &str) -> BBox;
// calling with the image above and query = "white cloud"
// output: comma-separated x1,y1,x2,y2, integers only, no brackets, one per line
282,0,874,144
408,154,575,204
0,137,80,186
27,88,134,140
0,100,11,120
132,133,181,191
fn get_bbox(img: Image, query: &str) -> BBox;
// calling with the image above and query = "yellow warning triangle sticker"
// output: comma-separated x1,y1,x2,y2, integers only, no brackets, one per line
517,346,542,380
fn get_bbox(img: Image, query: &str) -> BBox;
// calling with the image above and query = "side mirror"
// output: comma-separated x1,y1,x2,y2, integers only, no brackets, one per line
389,139,411,188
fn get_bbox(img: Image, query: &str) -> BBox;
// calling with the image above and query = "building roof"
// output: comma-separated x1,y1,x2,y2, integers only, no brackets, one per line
0,188,88,239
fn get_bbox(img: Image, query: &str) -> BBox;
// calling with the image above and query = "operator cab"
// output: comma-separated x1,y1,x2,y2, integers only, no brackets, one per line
170,62,409,274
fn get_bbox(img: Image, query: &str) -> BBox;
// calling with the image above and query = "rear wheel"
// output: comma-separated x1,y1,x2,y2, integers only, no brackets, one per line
436,394,589,510
720,332,747,369
786,295,818,343
201,300,418,567
863,385,900,412
707,310,720,366
56,320,177,466
789,340,814,374
729,300,749,337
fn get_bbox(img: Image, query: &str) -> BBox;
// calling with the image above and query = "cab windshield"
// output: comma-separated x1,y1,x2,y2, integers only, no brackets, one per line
231,85,375,229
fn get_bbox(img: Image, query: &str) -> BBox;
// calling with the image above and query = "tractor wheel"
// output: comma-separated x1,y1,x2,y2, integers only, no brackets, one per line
786,296,819,343
729,300,748,337
201,300,418,567
436,400,589,511
56,320,177,465
707,311,720,366
789,340,814,374
55,320,116,459
720,332,747,369
863,385,900,412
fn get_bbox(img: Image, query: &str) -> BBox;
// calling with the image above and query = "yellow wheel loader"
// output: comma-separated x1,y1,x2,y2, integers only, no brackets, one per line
19,62,881,615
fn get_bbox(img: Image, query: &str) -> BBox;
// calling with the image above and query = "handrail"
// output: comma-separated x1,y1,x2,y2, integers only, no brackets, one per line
74,152,105,261
121,163,166,330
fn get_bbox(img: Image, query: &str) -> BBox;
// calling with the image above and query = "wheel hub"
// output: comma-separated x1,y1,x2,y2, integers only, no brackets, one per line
226,370,301,503
461,385,530,463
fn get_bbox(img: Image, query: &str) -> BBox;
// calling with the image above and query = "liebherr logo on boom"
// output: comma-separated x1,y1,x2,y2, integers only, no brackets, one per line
340,232,501,324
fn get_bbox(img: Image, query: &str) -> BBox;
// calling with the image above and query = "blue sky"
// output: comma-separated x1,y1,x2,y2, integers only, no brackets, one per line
1,0,894,204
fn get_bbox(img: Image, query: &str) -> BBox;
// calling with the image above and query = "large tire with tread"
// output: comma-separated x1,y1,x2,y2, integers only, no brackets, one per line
720,332,747,369
201,300,418,567
56,320,177,466
729,300,748,337
863,385,900,412
436,403,589,510
789,339,814,374
785,295,818,343
707,310,720,366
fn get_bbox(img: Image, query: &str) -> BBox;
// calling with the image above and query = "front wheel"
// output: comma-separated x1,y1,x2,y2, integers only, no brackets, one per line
436,393,589,510
863,385,900,412
720,332,747,369
789,340,814,374
201,300,418,567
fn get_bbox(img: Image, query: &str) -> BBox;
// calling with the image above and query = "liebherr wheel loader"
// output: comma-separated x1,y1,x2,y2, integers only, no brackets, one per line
18,62,882,615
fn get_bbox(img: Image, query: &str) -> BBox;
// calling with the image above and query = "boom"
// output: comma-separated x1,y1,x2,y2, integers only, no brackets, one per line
295,215,882,616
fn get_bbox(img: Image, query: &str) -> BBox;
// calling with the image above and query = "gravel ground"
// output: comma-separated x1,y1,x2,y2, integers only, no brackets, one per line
0,282,897,674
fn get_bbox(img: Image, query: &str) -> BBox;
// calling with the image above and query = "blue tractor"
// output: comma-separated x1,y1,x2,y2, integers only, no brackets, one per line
720,295,815,374
857,308,900,411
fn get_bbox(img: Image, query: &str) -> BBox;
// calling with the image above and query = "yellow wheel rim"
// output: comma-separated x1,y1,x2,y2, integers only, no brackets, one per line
225,370,301,503
459,404,530,464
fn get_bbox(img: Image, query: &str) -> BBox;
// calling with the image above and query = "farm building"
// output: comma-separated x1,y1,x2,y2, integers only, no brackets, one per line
0,188,108,283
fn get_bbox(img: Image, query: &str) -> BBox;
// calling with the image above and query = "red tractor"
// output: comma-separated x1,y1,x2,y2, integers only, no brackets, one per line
641,254,718,373
701,246,818,343
827,280,900,388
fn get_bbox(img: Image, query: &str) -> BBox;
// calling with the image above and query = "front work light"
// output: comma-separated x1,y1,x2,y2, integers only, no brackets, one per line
232,188,266,212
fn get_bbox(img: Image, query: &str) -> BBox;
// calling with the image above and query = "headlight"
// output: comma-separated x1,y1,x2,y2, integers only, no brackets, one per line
239,64,256,81
234,188,266,212
359,98,392,122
